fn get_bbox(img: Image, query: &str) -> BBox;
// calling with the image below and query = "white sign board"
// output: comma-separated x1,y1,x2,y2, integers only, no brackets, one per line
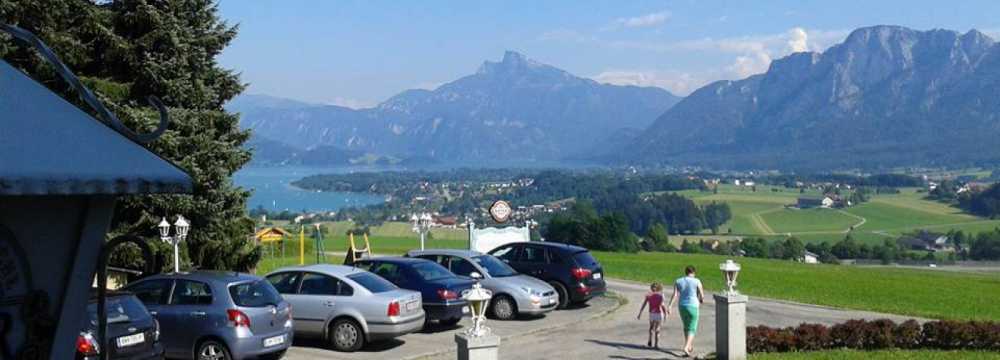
469,223,531,253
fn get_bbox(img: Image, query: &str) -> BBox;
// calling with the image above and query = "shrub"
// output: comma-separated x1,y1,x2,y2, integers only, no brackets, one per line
793,323,831,351
749,319,1000,354
830,319,868,349
894,319,922,349
864,319,897,349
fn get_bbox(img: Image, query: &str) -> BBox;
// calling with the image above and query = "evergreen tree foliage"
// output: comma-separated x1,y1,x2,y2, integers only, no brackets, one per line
1,0,259,271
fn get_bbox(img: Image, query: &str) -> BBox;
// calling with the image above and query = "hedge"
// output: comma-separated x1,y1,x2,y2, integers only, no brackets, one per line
748,319,1000,353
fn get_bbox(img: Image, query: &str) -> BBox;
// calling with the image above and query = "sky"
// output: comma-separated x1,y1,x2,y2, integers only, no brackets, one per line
217,0,1000,108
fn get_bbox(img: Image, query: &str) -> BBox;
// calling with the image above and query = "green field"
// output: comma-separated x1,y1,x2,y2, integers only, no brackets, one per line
759,208,861,233
752,350,1000,360
678,186,1000,245
256,232,468,274
593,251,1000,321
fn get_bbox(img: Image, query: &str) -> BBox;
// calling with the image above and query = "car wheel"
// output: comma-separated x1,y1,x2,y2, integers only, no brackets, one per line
490,295,517,320
439,317,462,326
549,281,569,310
196,340,232,360
330,318,364,352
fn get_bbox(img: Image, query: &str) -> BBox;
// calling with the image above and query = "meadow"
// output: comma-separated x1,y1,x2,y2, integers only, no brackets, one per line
681,185,1000,245
593,251,1000,321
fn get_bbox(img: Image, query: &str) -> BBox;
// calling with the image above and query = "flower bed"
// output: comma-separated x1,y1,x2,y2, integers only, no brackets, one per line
748,319,1000,353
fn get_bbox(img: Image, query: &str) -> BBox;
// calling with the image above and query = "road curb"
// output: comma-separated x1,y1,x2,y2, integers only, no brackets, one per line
410,292,627,360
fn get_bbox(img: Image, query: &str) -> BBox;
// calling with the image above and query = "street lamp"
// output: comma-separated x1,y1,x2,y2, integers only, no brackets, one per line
462,273,493,337
411,212,432,250
159,215,190,273
720,259,741,296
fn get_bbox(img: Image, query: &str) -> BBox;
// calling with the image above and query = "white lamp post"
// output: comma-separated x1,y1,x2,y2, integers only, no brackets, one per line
411,212,432,250
720,259,741,296
159,215,190,273
462,273,493,337
716,259,747,360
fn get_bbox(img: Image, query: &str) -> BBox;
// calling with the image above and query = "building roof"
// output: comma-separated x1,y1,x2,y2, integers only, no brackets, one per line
0,60,191,195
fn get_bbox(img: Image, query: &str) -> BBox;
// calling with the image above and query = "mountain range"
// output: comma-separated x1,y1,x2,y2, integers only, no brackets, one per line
234,26,1000,171
623,25,1000,170
230,51,680,165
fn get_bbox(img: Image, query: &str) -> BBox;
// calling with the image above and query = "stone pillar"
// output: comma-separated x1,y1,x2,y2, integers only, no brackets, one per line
714,294,748,360
455,333,500,360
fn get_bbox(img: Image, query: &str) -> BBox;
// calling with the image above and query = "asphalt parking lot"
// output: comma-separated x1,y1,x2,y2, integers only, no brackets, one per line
283,295,621,360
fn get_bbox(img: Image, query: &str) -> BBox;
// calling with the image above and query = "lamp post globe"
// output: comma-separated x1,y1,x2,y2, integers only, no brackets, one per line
720,259,741,296
158,217,171,238
174,215,190,239
462,273,493,337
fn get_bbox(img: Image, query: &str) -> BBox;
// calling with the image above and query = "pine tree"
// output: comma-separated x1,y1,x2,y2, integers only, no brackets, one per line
2,0,260,271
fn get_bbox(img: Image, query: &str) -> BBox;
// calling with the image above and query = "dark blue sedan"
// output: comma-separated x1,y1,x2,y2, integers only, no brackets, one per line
351,257,474,326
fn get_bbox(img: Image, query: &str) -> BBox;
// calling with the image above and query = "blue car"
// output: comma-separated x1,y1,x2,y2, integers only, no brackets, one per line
351,257,473,326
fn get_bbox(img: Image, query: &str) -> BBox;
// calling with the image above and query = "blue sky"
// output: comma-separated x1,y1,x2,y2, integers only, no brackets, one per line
217,0,999,108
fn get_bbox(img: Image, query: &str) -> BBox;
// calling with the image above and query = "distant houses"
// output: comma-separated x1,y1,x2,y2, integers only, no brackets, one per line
797,196,835,209
802,251,819,264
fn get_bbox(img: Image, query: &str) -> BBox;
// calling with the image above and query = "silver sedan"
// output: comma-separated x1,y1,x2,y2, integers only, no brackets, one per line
264,264,424,352
407,249,559,320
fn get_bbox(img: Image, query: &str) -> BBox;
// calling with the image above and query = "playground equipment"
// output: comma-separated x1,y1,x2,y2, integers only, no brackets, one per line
344,232,373,264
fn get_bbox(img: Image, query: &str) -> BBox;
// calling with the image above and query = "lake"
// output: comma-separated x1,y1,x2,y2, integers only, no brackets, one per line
234,166,385,212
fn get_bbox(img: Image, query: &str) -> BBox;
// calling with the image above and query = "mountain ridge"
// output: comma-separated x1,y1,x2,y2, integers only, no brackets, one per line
231,51,681,165
621,25,1000,170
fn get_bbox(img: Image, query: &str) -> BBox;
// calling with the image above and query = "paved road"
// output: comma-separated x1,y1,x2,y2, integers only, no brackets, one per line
284,293,621,360
422,279,922,360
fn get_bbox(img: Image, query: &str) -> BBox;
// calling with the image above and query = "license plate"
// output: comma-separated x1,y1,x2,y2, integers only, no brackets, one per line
263,335,284,347
405,301,419,311
593,273,602,279
462,306,470,314
116,333,144,348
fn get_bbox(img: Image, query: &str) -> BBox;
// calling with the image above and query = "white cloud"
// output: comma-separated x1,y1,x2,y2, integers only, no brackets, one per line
786,27,809,53
592,70,707,95
603,11,670,31
326,97,376,109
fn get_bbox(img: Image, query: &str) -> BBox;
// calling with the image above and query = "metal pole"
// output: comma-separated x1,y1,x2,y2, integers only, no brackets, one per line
420,230,426,250
173,240,180,273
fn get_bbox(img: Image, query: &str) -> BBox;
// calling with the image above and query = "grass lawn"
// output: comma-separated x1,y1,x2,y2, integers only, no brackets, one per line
256,234,466,274
758,208,860,233
751,350,1000,360
676,186,1000,245
593,251,1000,321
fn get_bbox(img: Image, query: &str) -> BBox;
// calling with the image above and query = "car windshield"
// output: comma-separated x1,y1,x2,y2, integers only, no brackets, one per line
473,255,518,277
229,280,283,307
411,262,454,281
86,295,149,325
346,272,398,293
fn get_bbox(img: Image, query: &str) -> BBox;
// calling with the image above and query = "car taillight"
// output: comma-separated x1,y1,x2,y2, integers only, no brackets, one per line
387,301,400,317
227,309,251,328
438,289,459,301
571,267,592,280
76,332,99,356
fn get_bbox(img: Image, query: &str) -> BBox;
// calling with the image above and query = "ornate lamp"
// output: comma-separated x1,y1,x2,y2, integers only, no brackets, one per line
461,273,493,337
720,259,741,296
411,212,432,250
159,215,191,273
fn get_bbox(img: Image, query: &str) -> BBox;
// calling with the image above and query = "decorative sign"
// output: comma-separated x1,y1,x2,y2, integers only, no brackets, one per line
489,200,512,223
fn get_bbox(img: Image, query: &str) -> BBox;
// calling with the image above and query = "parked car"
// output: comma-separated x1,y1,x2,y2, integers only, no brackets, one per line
124,271,292,360
264,264,424,352
350,257,473,326
488,242,606,309
406,249,560,320
76,290,164,360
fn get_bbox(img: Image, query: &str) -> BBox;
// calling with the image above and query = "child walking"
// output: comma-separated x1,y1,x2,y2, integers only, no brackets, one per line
636,282,667,348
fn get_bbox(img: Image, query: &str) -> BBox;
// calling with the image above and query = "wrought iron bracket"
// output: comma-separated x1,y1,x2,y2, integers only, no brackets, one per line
1,24,169,143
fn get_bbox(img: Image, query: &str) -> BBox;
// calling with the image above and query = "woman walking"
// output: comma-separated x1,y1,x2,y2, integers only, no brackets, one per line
636,282,667,348
666,265,704,357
